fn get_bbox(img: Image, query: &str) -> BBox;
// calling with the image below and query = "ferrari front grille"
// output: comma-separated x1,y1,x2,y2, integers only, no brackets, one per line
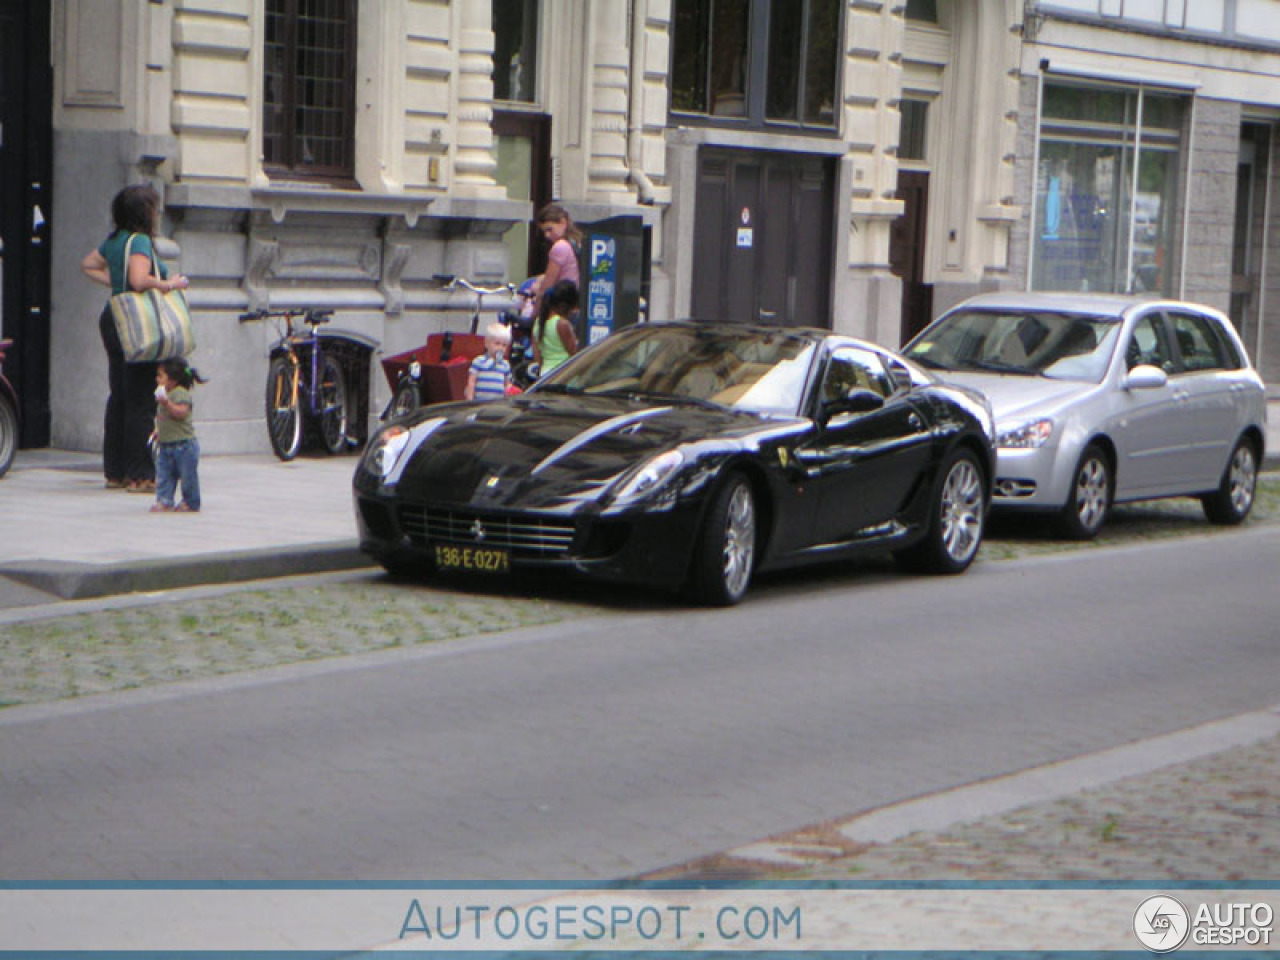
399,505,576,556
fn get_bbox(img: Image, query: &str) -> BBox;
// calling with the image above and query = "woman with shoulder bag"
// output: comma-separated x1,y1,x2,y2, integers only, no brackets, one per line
81,185,189,493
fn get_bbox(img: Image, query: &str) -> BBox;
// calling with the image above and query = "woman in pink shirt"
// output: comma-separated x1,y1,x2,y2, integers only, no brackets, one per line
531,203,581,309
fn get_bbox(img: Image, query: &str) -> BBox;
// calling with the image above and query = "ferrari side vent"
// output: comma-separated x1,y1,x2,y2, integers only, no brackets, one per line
400,505,576,556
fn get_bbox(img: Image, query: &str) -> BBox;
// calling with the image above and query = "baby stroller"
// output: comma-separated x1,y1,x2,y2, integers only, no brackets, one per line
499,277,539,391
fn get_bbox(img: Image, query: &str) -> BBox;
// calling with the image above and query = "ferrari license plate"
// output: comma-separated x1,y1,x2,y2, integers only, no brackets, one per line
433,544,511,574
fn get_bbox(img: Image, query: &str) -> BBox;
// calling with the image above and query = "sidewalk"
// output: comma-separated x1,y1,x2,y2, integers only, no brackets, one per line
0,447,368,602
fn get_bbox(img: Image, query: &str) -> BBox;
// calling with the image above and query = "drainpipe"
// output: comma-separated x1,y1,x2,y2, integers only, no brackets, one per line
628,0,656,205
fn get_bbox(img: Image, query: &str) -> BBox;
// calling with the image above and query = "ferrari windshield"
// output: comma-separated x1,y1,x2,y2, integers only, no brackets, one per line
535,324,818,416
906,309,1122,383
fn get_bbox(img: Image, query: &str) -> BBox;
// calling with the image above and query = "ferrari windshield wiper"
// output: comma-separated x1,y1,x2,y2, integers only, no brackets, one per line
638,390,724,411
535,383,584,395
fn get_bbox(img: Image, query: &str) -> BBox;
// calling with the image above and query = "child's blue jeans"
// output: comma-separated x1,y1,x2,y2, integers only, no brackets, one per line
156,437,201,510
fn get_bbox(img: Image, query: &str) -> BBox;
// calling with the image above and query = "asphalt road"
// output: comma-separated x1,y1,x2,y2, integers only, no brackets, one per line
2,526,1278,881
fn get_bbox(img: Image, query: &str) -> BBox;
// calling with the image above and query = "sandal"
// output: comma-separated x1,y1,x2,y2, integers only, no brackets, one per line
126,479,157,494
174,503,199,513
150,503,175,513
104,479,126,490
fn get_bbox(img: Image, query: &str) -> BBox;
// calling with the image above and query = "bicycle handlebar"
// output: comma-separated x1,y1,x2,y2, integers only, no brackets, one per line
445,277,517,299
238,308,333,325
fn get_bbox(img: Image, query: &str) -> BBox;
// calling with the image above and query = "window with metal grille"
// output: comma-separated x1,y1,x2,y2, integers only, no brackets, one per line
263,0,357,181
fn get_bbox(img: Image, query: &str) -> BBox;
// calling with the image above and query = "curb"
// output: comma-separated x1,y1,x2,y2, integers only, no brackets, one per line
0,540,373,601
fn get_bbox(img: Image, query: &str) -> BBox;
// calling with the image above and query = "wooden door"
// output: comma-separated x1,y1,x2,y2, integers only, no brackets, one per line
0,0,52,445
692,148,833,327
890,170,933,345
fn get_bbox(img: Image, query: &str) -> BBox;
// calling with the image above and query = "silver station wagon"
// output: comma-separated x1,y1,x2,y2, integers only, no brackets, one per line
904,293,1267,539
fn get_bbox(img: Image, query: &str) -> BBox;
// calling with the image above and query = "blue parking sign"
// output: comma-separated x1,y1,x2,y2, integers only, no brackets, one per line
586,235,616,345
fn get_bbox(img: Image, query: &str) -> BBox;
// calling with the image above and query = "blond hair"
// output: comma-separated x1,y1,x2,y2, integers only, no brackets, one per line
485,321,512,344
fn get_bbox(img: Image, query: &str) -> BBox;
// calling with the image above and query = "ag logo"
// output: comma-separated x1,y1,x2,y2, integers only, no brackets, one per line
1134,895,1190,953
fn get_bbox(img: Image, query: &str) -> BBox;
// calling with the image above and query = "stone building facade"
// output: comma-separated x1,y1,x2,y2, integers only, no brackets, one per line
0,0,1276,456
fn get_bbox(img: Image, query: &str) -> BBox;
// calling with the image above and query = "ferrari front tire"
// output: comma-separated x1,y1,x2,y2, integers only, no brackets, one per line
691,473,756,606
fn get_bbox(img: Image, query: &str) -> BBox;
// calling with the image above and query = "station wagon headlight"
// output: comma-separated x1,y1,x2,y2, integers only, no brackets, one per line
364,424,411,479
997,418,1054,449
616,450,685,501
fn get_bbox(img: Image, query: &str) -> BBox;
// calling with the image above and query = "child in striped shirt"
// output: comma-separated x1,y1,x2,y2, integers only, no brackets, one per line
465,322,512,401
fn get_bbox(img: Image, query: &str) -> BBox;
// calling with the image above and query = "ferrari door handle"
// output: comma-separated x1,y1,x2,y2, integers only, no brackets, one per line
907,413,923,430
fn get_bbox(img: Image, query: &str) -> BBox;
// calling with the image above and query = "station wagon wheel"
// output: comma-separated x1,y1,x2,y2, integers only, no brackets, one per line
692,472,756,606
897,448,986,574
1058,443,1110,540
1202,437,1258,525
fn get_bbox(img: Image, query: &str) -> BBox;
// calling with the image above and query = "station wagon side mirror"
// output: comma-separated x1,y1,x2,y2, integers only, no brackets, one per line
823,388,885,423
1123,364,1168,390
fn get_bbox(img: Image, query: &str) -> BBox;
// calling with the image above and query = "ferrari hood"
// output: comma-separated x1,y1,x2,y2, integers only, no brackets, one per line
934,371,1096,424
390,393,773,509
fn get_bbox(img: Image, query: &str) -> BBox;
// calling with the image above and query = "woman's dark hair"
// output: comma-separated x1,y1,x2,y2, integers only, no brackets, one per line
535,279,580,342
536,202,583,247
111,184,161,237
159,358,207,389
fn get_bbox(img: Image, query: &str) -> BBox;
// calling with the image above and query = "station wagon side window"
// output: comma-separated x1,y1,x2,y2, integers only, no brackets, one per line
1166,311,1232,373
822,346,892,405
1125,314,1173,373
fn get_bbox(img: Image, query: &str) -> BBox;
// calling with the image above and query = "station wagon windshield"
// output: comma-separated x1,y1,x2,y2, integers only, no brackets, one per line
906,309,1122,383
536,326,817,416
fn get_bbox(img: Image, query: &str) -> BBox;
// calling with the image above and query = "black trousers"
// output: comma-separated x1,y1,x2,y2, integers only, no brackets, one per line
99,305,156,483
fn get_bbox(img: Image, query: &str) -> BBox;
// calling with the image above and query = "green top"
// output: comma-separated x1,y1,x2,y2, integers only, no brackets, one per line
98,230,168,295
537,316,572,376
156,385,195,444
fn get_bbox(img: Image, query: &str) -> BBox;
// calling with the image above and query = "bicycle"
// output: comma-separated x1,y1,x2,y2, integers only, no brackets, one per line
383,275,517,419
0,338,18,478
240,308,350,461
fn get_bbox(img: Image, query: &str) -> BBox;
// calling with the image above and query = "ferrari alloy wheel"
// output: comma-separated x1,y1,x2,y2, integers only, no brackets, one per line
693,473,756,606
1202,437,1258,525
1058,443,1110,540
938,453,985,568
897,448,986,574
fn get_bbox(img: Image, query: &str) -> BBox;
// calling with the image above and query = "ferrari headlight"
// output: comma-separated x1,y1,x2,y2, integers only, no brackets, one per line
997,418,1054,449
363,424,411,479
616,450,685,501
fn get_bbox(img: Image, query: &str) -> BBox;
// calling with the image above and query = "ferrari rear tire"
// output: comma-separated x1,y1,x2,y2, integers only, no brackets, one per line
691,472,756,606
896,448,986,574
1201,437,1258,525
1057,443,1111,540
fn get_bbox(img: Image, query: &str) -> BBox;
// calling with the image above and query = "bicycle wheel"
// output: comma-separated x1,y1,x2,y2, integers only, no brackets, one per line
317,353,349,454
0,392,17,478
385,379,421,419
265,355,302,461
